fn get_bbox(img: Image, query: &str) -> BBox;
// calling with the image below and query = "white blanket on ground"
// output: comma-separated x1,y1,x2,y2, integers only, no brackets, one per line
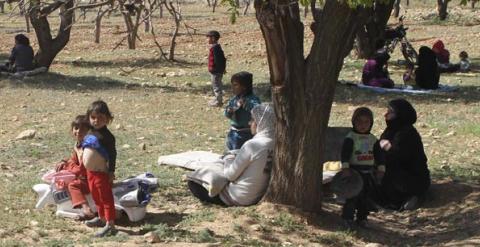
357,83,458,94
158,151,222,170
158,151,338,185
158,151,228,196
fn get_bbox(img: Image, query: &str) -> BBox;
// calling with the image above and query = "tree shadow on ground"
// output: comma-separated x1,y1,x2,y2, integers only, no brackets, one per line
53,57,202,69
116,211,186,235
315,180,480,246
334,82,480,105
1,71,218,94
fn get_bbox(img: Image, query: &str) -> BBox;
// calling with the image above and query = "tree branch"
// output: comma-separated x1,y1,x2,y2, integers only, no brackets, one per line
64,0,113,14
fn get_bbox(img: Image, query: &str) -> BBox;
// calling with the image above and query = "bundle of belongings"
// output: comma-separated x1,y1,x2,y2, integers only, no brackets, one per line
33,172,158,222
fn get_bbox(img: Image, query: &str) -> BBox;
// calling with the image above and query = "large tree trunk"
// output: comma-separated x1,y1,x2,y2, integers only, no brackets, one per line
355,0,394,59
29,0,74,68
255,0,367,213
437,0,449,20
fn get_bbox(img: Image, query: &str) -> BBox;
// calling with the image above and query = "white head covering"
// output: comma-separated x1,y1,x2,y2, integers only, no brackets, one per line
251,103,275,139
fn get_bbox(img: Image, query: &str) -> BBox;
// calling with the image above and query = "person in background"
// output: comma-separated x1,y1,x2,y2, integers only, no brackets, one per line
0,34,34,73
206,30,227,107
415,46,440,89
458,51,471,72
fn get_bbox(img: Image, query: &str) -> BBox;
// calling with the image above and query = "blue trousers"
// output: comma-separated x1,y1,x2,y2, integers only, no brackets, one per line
226,128,253,150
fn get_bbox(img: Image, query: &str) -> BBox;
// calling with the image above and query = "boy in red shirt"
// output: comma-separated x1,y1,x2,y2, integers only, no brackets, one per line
206,30,226,107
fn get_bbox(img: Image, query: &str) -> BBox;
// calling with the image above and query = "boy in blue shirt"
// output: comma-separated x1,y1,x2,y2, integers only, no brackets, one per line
224,71,261,150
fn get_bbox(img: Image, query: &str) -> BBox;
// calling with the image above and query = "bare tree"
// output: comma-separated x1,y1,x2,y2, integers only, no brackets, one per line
163,0,181,60
28,0,75,67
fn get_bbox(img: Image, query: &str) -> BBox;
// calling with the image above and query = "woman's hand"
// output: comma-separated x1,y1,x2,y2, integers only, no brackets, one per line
341,168,352,177
379,139,392,151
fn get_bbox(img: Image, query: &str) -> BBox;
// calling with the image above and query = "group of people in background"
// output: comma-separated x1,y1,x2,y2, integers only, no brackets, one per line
362,38,471,90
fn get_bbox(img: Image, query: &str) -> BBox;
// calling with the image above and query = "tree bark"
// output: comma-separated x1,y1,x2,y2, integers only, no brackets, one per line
29,0,74,68
255,0,367,213
94,8,109,43
437,0,449,20
355,0,394,59
243,0,250,15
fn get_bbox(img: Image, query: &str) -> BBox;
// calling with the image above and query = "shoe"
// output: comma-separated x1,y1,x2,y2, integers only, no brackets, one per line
402,196,419,211
342,219,355,231
85,217,106,228
94,225,117,238
355,218,368,228
208,98,223,107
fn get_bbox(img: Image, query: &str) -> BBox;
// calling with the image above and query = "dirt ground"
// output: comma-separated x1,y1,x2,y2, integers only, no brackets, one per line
1,1,480,246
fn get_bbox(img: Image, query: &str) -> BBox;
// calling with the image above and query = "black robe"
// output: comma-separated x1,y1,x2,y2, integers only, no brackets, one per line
378,99,431,209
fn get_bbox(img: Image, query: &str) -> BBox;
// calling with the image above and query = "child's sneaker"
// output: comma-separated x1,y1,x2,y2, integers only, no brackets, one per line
94,225,117,238
85,217,106,228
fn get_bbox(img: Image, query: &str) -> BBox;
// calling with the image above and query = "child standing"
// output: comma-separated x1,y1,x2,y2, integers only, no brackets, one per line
206,30,227,107
225,71,261,150
0,34,34,73
340,107,384,228
55,115,94,220
82,100,117,237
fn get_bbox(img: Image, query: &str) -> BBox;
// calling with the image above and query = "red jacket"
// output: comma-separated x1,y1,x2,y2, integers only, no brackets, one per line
57,146,87,180
208,44,226,74
432,40,450,64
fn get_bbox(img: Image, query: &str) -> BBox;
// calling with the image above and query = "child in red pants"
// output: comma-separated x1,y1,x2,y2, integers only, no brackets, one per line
55,115,94,220
82,100,117,237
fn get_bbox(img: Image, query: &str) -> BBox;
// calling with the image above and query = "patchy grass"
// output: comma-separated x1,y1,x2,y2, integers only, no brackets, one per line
1,1,480,246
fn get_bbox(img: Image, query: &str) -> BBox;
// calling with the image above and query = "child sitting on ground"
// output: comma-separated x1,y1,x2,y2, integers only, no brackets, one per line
459,51,471,72
82,100,118,237
54,115,94,220
224,71,261,150
340,107,384,229
402,62,416,87
0,34,34,73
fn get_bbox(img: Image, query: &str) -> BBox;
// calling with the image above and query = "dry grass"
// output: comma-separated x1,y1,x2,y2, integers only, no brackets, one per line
1,2,480,246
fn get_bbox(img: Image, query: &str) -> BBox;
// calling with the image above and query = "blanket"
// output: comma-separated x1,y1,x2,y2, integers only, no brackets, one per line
357,83,458,94
158,151,339,185
158,151,223,170
1,67,48,78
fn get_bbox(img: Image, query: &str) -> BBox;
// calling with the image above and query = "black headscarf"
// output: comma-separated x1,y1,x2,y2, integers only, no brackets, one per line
382,98,417,139
351,107,374,133
415,46,440,89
